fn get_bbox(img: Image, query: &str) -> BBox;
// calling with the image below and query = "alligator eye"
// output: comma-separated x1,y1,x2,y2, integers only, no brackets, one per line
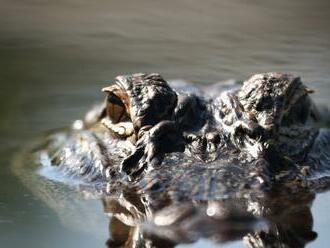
107,92,125,107
103,85,130,124
107,102,125,124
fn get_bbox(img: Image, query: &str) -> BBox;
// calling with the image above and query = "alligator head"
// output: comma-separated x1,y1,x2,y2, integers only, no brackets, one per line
95,72,320,182
27,72,330,248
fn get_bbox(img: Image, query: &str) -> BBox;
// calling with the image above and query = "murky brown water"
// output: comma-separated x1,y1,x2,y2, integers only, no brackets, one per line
0,0,330,247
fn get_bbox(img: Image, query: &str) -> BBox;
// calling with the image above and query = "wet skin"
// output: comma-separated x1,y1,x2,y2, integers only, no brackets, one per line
42,72,330,189
71,73,321,181
23,72,330,248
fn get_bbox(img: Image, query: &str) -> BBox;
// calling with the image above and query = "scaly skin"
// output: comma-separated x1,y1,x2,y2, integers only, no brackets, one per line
16,72,330,248
96,72,319,180
39,72,330,185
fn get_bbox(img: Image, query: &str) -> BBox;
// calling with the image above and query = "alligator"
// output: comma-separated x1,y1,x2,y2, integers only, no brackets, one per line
15,72,330,247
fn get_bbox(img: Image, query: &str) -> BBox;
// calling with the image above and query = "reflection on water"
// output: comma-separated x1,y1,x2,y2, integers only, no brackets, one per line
103,188,317,247
102,189,317,248
12,146,319,248
1,0,330,247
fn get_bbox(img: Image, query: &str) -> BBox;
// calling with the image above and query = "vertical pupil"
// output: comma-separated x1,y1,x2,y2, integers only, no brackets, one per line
106,92,126,123
107,92,124,106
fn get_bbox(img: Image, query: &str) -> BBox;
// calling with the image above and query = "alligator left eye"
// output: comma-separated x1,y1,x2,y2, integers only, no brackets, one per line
106,93,127,123
107,92,125,107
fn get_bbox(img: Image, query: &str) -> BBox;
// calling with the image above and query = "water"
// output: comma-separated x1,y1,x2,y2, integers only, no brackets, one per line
0,0,330,247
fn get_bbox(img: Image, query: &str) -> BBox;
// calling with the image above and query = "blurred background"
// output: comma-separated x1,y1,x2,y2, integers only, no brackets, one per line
0,0,330,247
